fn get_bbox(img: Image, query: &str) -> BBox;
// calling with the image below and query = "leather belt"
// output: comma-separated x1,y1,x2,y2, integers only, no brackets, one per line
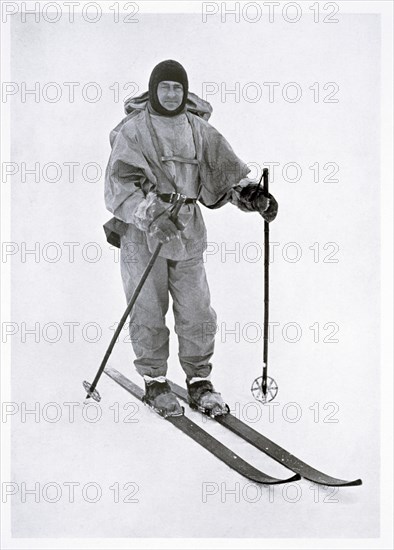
158,192,197,205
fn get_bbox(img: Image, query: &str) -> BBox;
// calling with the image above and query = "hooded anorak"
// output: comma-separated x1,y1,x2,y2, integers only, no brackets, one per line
104,92,250,260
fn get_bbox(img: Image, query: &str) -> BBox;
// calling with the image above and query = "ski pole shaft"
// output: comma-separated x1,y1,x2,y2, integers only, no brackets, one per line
86,244,162,398
262,168,269,395
85,196,186,399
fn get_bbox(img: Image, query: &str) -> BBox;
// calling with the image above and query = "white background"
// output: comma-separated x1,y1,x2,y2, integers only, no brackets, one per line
1,1,393,548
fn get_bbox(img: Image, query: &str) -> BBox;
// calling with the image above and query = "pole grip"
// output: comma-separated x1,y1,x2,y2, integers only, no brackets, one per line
263,167,269,196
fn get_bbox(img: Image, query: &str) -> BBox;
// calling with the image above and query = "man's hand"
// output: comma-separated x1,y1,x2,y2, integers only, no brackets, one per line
260,193,279,222
231,179,279,222
148,211,180,243
258,193,278,223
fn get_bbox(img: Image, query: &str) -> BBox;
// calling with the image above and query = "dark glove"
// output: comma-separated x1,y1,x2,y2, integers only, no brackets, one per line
261,193,278,223
232,181,279,222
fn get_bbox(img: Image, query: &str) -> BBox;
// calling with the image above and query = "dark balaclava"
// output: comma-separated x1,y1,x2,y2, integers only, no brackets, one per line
148,60,188,117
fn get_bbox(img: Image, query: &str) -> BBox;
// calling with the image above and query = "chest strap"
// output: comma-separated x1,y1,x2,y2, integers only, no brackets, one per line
161,155,199,165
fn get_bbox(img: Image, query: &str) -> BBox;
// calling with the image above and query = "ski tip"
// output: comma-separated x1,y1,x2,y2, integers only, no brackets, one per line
312,477,363,487
288,473,302,483
273,475,362,487
338,478,363,487
264,473,301,485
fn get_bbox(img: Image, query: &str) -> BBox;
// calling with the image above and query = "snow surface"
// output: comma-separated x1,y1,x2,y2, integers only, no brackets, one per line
7,11,379,540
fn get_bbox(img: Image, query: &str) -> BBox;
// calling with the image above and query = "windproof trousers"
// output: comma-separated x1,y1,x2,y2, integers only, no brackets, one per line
120,238,217,380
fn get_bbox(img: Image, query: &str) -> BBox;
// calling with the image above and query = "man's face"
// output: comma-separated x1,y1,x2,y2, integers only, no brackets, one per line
157,80,184,111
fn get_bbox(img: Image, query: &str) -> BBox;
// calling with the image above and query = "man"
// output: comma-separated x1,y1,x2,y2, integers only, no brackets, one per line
105,60,278,418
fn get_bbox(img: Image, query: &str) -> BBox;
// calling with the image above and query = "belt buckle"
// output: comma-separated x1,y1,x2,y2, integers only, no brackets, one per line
170,192,187,205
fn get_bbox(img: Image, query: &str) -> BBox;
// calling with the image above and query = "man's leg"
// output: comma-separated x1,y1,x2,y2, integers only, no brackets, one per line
168,255,217,381
120,237,170,379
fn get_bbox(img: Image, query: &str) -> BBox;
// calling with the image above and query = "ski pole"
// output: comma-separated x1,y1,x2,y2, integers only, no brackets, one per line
251,168,278,403
83,194,187,402
262,167,269,396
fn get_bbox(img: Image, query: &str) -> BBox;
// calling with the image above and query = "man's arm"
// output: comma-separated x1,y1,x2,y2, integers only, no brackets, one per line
105,151,182,243
104,120,160,226
105,159,147,223
200,178,278,223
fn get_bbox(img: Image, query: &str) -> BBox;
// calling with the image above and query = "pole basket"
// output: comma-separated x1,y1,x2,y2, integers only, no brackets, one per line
251,376,278,404
83,381,101,402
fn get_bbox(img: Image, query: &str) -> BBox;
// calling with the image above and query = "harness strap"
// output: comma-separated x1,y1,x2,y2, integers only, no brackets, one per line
161,155,199,165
